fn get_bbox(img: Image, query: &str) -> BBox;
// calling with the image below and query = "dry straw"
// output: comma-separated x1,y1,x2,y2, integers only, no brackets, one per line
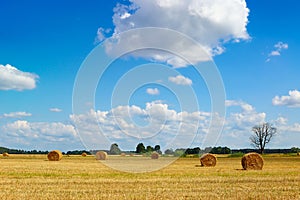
47,150,63,161
120,153,126,157
2,152,9,157
151,152,159,159
241,152,264,170
81,152,87,157
200,153,217,167
95,151,107,160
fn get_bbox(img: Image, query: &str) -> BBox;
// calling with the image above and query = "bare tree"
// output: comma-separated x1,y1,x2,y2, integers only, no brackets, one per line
250,123,277,154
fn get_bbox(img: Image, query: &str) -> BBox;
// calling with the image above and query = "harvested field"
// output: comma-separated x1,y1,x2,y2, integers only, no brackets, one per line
0,154,299,199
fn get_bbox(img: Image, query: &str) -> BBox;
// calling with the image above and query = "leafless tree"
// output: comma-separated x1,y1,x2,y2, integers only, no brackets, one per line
250,123,277,154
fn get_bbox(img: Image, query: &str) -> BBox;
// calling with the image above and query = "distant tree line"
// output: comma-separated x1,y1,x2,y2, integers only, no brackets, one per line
135,143,162,154
0,147,91,155
0,147,50,154
1,145,299,155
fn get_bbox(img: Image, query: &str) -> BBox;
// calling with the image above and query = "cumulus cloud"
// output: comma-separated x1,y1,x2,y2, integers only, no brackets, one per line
266,41,288,62
281,123,300,132
49,108,62,112
168,75,192,86
215,99,267,148
2,112,32,118
225,100,254,112
146,88,160,95
70,101,211,150
0,64,38,91
95,27,111,43
272,90,300,107
1,120,79,150
274,117,288,125
101,0,250,67
70,98,278,150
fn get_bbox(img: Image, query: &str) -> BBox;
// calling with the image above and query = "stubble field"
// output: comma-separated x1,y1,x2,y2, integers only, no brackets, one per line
0,154,299,200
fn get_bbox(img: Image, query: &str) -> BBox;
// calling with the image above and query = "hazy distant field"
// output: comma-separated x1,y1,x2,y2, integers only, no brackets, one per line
0,154,299,200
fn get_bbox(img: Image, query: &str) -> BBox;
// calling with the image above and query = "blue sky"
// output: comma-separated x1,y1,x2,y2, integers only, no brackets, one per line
0,0,300,152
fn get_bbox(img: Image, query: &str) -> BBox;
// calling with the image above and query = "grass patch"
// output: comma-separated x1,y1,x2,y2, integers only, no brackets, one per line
228,152,244,157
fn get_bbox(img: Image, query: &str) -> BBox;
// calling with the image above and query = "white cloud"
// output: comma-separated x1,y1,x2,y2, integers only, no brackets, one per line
226,100,254,112
95,27,111,43
1,120,79,150
269,51,280,56
282,123,300,132
275,42,288,50
2,112,32,118
225,101,266,132
102,0,250,67
274,117,288,125
70,102,212,150
272,90,300,107
146,88,160,95
266,41,288,61
168,75,192,86
0,64,39,91
71,99,276,150
49,108,62,112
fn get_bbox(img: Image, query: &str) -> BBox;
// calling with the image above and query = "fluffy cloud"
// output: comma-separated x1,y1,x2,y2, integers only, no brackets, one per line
227,101,265,128
49,108,62,112
274,42,289,50
70,99,276,150
146,88,160,95
101,0,250,67
168,75,192,86
281,123,300,132
272,90,300,107
1,120,79,150
216,100,267,148
2,112,32,118
225,100,254,112
70,102,212,150
95,27,111,43
275,117,288,125
266,41,288,61
0,64,38,91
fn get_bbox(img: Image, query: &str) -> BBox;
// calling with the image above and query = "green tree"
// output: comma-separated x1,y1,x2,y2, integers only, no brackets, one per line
291,147,300,153
174,149,186,157
136,143,146,154
164,148,174,155
210,146,231,154
154,145,162,154
109,143,121,155
146,145,154,152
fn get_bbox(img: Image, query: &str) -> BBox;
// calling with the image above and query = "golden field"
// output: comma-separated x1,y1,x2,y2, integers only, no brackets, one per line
0,154,299,200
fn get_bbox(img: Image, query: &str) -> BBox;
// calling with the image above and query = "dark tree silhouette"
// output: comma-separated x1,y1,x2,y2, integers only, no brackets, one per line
250,123,277,154
146,145,154,152
136,143,146,153
154,145,162,154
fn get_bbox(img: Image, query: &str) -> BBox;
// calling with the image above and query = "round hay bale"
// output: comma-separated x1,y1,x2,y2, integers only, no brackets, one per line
81,152,87,157
47,150,63,161
151,152,159,159
95,151,107,160
2,152,9,157
120,153,126,157
297,152,300,156
241,152,264,170
200,153,217,167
